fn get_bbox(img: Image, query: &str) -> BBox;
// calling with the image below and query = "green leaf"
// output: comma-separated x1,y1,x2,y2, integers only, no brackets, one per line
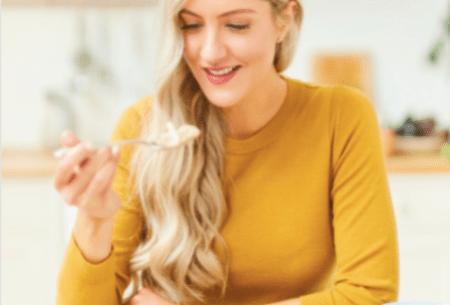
428,40,445,64
442,143,450,159
446,15,450,37
429,50,438,63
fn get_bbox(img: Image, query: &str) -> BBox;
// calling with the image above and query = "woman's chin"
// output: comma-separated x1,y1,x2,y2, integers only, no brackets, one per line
206,98,239,110
202,88,242,109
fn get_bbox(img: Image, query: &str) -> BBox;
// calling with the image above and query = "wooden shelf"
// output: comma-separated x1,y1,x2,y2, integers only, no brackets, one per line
2,149,450,178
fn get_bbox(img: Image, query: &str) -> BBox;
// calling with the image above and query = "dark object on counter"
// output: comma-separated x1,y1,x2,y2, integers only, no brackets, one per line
395,115,425,137
444,129,450,143
393,115,447,155
415,118,437,136
395,115,439,137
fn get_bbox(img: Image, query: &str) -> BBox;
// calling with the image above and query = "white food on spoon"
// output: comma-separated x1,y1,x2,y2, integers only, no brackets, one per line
157,122,201,148
167,122,180,145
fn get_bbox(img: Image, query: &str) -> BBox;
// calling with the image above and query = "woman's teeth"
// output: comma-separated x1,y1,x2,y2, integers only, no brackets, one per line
208,66,239,76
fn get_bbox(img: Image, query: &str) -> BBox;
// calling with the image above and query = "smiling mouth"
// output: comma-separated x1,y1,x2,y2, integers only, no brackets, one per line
204,66,241,85
205,66,240,76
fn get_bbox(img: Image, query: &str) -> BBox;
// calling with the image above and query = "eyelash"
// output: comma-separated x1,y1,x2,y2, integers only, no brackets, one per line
181,24,250,31
228,24,250,30
181,24,202,30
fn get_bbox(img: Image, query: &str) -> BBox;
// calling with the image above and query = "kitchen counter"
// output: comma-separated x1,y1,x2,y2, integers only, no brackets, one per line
2,149,59,178
2,149,450,178
385,152,450,173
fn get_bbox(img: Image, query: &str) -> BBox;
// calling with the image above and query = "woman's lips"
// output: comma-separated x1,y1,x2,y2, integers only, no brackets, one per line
204,66,240,85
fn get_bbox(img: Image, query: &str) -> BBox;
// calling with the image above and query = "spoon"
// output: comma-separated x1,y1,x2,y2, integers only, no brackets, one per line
53,123,201,158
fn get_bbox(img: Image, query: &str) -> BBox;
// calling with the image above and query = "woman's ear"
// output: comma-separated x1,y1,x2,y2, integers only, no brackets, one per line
277,0,299,41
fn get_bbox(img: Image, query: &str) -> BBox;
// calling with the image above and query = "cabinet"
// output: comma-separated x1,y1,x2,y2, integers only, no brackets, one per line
1,178,65,305
388,173,450,303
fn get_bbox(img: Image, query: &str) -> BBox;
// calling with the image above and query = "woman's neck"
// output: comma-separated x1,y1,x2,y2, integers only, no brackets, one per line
221,73,287,140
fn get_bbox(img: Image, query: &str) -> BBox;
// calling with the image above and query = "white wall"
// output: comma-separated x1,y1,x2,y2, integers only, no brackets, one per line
1,7,160,149
2,9,78,148
284,0,450,128
2,0,450,149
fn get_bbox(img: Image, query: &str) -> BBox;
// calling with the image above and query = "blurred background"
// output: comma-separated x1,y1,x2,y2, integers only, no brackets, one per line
2,0,450,304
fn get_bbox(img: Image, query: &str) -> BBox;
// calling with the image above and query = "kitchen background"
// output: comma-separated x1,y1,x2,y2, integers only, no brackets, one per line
2,0,450,304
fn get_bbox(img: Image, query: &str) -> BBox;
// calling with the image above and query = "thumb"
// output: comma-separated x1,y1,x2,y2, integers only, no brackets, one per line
61,130,81,148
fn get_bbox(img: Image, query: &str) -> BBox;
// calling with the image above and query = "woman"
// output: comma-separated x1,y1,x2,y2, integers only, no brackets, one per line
55,0,399,304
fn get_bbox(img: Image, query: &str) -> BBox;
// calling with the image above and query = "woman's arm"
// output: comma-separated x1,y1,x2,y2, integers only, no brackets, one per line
56,98,151,305
299,87,399,305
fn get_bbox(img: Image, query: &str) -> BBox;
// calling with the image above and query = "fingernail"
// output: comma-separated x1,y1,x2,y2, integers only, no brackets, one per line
112,145,120,156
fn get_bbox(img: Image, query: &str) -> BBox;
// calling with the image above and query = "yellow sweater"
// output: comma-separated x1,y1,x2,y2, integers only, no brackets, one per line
57,77,399,305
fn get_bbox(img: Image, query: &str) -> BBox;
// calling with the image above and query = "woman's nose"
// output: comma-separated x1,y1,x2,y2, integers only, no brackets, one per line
200,29,227,64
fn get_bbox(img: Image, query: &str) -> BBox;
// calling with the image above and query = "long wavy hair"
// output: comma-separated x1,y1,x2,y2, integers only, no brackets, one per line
125,0,303,303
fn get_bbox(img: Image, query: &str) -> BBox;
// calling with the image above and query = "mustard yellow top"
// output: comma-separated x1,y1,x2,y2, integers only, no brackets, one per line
57,77,399,305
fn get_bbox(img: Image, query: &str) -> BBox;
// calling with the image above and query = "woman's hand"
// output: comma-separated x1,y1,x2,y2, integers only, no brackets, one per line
130,288,177,305
52,131,122,222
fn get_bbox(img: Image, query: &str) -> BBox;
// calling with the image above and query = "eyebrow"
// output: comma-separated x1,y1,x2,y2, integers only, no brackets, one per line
180,8,256,18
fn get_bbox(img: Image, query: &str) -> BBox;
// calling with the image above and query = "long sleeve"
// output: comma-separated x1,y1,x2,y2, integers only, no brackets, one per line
299,87,399,305
56,97,151,305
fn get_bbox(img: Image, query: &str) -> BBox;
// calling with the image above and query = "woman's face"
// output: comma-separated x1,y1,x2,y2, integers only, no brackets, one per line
180,0,281,109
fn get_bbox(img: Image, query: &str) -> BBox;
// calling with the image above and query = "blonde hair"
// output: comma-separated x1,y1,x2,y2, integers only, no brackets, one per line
125,0,303,304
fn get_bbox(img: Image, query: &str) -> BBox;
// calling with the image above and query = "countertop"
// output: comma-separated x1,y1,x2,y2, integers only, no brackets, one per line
2,149,59,178
2,149,450,178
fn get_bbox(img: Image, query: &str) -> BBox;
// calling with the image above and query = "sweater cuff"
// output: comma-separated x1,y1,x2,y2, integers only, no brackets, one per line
61,234,115,285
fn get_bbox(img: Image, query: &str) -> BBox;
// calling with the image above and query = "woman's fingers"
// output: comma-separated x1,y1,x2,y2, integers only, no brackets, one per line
59,147,112,206
53,135,122,220
79,148,121,217
53,142,94,190
98,147,121,196
82,148,120,202
61,130,81,148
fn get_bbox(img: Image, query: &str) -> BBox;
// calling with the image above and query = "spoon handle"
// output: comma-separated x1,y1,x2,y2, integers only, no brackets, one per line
53,139,162,158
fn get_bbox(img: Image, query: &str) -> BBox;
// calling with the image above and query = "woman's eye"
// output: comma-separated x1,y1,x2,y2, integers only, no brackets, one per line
181,23,250,31
227,24,250,30
181,24,202,30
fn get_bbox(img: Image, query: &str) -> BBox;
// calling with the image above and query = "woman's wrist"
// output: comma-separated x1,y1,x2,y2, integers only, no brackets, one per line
72,211,114,263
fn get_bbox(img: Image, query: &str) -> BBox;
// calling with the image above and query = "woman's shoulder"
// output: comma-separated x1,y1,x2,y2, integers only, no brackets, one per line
285,77,374,116
111,96,154,142
287,77,370,103
125,95,154,118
